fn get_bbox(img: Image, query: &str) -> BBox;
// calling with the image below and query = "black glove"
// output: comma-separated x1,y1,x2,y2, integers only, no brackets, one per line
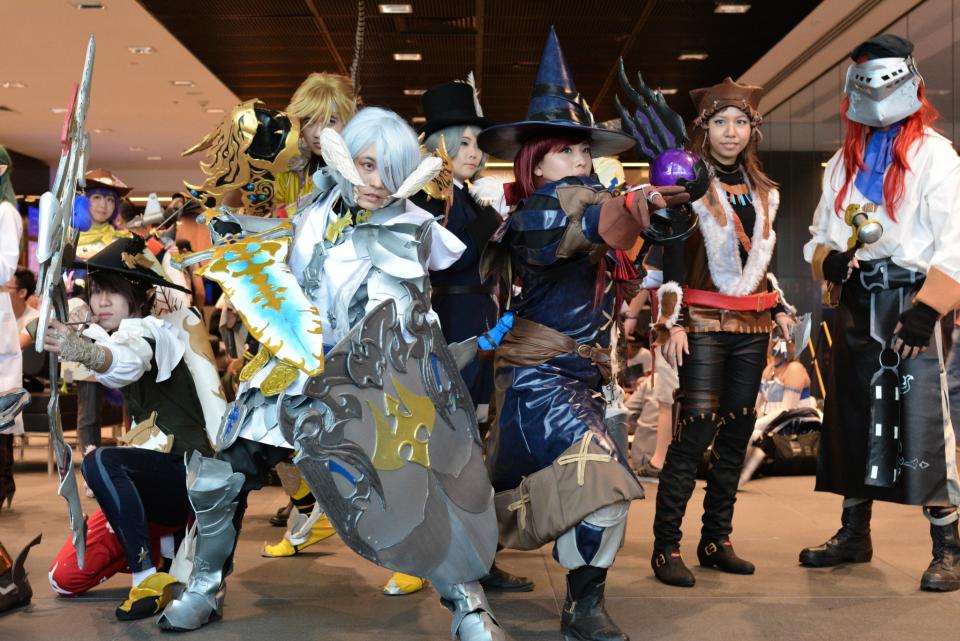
895,302,940,349
821,249,856,284
676,157,710,202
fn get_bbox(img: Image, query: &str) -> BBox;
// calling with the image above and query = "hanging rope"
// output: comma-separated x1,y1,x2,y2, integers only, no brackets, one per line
349,0,366,91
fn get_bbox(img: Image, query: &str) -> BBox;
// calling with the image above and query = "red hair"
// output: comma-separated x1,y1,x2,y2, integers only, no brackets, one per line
512,131,591,201
834,85,940,220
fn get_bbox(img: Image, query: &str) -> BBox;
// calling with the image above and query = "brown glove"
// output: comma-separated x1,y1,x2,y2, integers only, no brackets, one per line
597,185,692,249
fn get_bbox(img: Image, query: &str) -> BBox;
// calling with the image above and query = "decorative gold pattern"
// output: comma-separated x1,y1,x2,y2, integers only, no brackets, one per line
369,375,436,471
260,362,300,397
324,211,354,244
239,345,271,382
182,99,301,216
198,230,325,376
77,224,132,257
422,134,454,209
556,433,613,486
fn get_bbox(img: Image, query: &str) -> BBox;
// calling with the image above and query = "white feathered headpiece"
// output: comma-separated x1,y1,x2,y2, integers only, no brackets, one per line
319,127,442,201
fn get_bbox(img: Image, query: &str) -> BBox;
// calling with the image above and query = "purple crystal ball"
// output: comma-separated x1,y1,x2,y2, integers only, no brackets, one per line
650,148,700,187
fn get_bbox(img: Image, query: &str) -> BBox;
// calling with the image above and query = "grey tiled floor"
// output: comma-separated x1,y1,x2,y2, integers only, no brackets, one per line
2,446,958,640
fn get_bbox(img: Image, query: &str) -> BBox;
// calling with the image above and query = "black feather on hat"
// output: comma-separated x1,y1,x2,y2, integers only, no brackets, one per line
75,236,189,293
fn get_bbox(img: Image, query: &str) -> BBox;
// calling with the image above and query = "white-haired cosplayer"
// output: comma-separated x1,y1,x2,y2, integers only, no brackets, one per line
159,107,506,641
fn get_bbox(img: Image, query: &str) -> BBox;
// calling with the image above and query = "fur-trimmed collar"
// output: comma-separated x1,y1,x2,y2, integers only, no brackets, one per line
691,179,779,296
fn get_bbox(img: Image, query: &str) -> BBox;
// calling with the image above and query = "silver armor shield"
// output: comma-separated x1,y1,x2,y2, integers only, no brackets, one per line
278,284,497,585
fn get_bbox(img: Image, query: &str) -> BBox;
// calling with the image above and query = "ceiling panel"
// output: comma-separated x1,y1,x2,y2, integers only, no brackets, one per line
139,0,821,138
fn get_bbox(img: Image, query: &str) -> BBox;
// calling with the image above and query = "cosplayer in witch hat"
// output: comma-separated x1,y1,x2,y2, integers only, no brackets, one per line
76,235,189,293
477,26,635,160
419,77,496,138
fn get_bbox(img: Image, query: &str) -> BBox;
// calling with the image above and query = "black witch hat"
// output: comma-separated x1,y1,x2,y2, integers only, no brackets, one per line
76,236,189,293
477,26,634,160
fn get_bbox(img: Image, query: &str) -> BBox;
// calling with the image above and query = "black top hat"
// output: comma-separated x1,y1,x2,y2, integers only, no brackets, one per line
419,81,495,138
477,26,634,161
76,236,189,293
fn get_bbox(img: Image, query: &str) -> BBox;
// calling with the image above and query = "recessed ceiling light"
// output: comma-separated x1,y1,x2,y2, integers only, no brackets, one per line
205,107,225,114
411,116,426,124
403,89,427,96
129,146,145,152
379,4,413,13
171,80,195,87
714,3,751,13
393,53,422,61
51,107,68,114
659,88,679,95
0,82,26,89
147,156,162,161
128,46,156,55
92,128,113,134
73,2,105,9
678,53,709,61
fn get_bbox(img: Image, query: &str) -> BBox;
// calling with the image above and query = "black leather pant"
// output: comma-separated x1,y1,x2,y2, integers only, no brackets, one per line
653,332,767,549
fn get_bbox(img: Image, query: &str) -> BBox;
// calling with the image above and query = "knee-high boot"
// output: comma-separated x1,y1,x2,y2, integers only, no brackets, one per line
157,453,245,631
651,412,717,587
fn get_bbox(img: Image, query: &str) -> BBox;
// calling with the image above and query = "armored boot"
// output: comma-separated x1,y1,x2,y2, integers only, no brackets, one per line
435,580,506,641
0,534,41,613
560,566,628,641
157,454,245,631
800,499,873,567
263,465,335,557
920,507,960,592
382,572,426,595
262,505,336,558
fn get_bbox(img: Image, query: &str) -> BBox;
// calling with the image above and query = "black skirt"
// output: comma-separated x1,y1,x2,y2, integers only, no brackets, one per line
816,259,960,506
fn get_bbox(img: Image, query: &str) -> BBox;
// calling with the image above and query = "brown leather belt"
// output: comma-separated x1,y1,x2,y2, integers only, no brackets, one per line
495,317,612,382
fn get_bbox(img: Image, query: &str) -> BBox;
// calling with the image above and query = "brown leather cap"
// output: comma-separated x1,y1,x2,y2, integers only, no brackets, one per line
84,168,132,196
690,77,764,127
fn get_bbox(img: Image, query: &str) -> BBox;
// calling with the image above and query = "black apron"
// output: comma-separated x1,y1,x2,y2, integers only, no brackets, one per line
817,258,960,505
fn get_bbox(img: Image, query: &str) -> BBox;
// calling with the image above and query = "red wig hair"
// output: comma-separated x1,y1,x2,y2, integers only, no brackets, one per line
512,131,591,202
834,85,940,220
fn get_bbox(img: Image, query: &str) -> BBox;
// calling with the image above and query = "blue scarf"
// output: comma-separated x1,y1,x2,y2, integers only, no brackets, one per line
854,123,902,206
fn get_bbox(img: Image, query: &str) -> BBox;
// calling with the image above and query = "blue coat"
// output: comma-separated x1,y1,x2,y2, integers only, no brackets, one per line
485,176,624,492
421,185,501,406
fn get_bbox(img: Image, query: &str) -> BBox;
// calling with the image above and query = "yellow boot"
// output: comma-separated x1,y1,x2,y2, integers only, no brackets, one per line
115,572,182,621
262,508,336,557
382,572,425,595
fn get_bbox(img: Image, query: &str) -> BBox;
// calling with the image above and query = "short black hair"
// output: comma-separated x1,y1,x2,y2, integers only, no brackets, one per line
86,270,153,318
13,267,35,294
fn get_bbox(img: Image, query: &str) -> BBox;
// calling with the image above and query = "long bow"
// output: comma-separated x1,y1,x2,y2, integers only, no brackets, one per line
33,35,95,568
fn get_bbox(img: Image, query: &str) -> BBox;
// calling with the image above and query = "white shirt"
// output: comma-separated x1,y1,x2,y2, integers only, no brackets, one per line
804,128,960,284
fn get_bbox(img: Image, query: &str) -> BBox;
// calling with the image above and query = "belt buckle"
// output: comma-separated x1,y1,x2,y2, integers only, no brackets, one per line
576,344,591,358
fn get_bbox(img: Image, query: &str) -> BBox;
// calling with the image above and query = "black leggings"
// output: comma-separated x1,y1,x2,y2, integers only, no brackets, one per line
653,332,767,549
81,447,190,572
